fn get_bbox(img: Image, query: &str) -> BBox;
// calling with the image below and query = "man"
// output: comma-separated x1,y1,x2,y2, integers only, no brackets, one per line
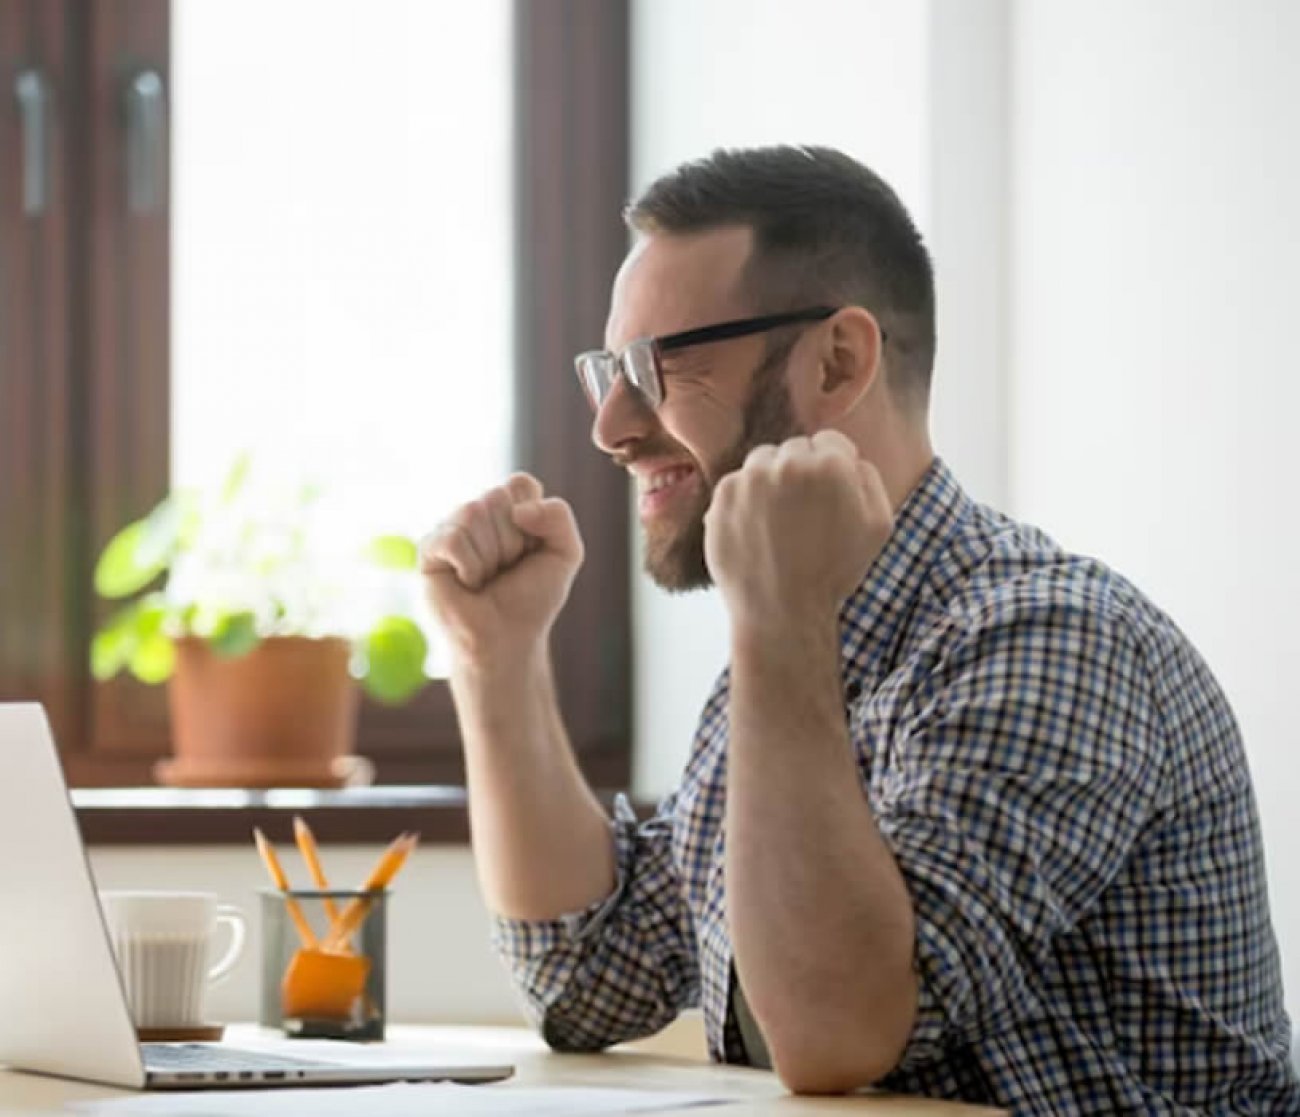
420,145,1299,1111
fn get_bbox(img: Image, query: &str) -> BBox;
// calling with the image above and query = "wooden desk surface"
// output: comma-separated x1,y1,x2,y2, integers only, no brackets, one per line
0,1025,1004,1115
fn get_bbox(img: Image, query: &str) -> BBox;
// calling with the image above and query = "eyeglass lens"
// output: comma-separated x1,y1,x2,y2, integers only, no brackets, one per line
577,342,661,411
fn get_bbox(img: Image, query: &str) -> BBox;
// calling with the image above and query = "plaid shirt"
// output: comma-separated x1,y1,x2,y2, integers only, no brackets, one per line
493,458,1300,1113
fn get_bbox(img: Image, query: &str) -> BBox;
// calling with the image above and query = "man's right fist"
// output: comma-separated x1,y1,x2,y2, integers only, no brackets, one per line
419,473,584,663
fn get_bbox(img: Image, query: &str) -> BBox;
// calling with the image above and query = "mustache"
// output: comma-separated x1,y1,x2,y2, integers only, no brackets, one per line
610,440,696,473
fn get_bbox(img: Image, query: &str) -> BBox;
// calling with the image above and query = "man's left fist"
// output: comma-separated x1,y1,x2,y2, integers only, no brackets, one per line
703,430,894,633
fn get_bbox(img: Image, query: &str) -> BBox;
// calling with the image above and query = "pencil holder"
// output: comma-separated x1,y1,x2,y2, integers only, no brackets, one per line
258,888,388,1041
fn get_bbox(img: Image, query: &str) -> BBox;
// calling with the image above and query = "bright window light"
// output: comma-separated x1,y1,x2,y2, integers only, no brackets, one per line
171,0,513,546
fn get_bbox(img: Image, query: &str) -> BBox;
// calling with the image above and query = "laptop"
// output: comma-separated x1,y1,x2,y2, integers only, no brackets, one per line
0,703,514,1090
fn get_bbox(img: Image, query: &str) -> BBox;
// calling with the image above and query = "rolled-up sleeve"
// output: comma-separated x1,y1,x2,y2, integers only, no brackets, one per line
873,596,1165,1073
490,792,699,1051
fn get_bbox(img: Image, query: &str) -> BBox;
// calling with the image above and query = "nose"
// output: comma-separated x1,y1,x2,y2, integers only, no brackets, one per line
591,373,658,456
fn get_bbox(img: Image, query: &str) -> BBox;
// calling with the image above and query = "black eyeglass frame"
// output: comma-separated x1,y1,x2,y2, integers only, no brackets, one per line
574,305,854,412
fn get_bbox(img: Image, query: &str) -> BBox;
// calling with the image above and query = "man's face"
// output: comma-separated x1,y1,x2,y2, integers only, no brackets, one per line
593,228,806,591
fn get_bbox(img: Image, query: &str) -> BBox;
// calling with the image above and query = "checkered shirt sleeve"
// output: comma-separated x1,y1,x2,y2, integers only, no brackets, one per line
871,569,1298,1110
490,792,700,1051
874,591,1164,1073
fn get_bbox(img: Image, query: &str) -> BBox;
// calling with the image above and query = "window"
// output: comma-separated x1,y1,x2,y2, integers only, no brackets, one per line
171,0,514,541
0,0,631,795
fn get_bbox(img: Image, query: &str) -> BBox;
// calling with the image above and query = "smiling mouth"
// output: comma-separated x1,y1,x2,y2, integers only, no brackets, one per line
643,465,694,495
637,465,699,517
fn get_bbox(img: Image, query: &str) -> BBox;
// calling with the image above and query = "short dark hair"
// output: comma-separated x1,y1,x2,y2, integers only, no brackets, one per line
625,145,936,408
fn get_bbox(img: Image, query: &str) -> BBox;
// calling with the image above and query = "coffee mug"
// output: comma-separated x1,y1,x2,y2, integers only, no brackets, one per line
99,891,246,1029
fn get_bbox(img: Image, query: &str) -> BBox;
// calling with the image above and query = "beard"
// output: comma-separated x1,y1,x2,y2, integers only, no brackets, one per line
643,343,802,592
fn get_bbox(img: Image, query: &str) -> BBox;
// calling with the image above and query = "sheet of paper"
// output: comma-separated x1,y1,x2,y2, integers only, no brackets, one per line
75,1083,729,1116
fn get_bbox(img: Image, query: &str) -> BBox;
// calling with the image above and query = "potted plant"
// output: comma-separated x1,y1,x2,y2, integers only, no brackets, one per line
90,456,430,788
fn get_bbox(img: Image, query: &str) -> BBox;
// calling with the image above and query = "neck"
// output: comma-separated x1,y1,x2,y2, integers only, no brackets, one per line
848,408,935,513
884,438,936,513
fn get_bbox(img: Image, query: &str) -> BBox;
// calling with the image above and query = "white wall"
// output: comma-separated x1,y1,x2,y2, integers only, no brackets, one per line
926,0,1010,511
1010,0,1300,1029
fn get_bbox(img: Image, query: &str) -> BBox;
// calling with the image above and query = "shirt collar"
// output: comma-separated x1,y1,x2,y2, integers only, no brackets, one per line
839,455,971,684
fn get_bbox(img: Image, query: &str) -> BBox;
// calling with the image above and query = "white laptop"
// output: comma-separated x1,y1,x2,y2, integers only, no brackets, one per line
0,703,514,1090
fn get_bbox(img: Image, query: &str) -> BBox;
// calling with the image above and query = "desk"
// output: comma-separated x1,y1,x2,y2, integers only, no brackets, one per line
0,1026,1003,1115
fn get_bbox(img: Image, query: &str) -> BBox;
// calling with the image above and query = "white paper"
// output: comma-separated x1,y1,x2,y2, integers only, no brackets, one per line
76,1083,729,1117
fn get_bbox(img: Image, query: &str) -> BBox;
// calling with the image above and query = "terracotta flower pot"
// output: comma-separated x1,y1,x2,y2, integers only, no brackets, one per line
157,635,364,788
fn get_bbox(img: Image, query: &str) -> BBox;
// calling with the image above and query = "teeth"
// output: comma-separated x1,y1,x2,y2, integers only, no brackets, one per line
645,467,691,494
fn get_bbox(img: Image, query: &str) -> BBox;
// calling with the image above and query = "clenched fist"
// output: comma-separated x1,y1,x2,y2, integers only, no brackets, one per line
420,473,584,664
703,431,893,634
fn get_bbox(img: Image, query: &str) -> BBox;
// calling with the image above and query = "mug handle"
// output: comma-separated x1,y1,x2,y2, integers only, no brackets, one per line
208,904,246,986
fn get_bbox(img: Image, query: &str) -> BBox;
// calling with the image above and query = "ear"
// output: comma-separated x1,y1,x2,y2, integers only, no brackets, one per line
801,307,884,424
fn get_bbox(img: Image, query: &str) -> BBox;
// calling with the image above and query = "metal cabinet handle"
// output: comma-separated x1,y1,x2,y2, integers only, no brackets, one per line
14,69,51,216
125,69,166,213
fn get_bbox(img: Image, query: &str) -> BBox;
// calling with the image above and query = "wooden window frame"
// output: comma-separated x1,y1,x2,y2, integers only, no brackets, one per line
1,0,632,840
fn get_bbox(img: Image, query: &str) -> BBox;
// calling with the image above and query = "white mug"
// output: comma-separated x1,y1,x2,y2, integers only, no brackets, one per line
98,891,246,1029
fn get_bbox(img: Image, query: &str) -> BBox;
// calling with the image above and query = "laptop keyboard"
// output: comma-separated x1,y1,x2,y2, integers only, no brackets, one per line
143,1043,337,1072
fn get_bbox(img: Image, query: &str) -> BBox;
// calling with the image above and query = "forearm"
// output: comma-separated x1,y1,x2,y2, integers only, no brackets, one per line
726,620,916,1091
452,643,615,919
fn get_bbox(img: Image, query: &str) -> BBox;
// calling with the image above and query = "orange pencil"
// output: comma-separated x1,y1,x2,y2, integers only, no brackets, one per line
252,827,319,949
292,816,341,925
322,832,419,951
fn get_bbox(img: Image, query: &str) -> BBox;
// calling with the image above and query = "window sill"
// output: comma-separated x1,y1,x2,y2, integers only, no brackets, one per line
72,787,652,845
73,786,472,845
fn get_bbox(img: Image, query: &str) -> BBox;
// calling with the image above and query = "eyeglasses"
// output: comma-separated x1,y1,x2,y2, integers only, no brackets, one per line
574,306,840,412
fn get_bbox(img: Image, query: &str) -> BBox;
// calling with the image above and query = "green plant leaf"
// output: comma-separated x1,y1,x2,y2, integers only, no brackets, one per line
221,452,252,505
175,490,203,549
209,612,260,658
298,480,322,507
90,614,137,679
360,616,428,704
134,496,183,573
94,519,167,599
364,534,418,570
129,631,176,684
89,593,168,680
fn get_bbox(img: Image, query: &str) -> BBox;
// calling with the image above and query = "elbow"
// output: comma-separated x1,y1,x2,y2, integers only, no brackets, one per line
539,1012,615,1054
770,1039,902,1096
763,986,916,1095
543,1031,613,1055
